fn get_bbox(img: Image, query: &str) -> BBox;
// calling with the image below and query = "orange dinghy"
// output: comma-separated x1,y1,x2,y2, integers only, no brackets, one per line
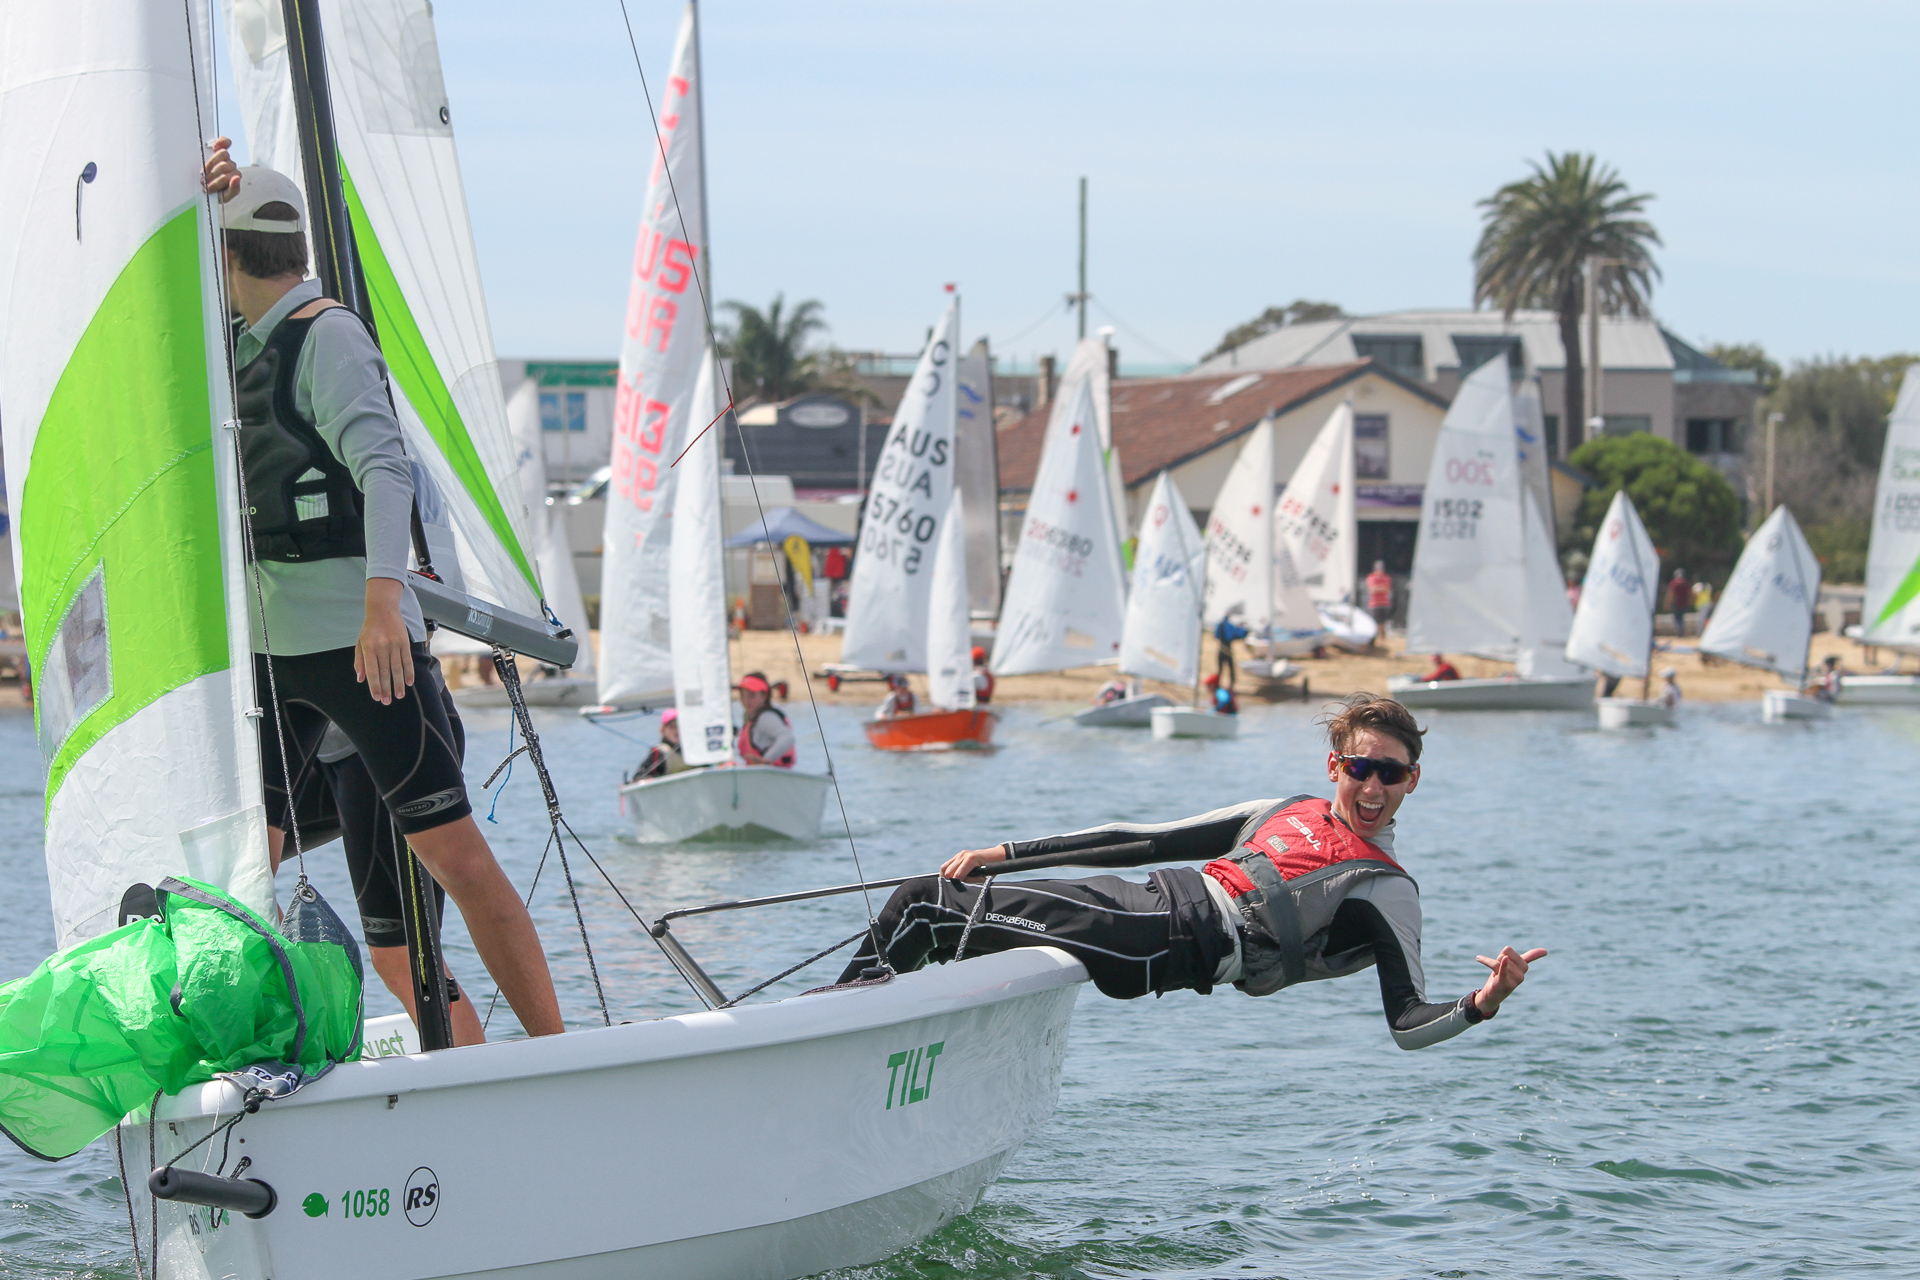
864,708,1000,751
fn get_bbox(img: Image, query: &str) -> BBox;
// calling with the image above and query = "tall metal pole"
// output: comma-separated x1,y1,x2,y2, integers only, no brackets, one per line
1585,255,1601,445
1076,177,1088,340
279,0,452,1052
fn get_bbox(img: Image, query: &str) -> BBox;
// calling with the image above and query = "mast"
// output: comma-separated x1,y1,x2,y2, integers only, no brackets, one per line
278,0,454,1051
1075,177,1087,339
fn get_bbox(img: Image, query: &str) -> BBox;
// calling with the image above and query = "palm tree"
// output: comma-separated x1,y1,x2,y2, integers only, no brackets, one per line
1473,153,1660,454
719,294,828,404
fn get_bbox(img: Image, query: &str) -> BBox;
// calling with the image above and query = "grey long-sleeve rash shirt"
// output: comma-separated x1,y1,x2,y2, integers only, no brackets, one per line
235,279,424,655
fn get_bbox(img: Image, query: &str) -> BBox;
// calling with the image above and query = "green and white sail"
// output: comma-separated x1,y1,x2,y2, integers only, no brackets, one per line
0,0,271,946
222,0,543,621
1863,366,1920,649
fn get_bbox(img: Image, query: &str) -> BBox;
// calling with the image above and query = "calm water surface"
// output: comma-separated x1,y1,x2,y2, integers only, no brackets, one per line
2,692,1917,1278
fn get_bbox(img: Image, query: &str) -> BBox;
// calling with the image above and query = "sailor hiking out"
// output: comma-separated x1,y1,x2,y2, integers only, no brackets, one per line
205,141,562,1038
839,694,1546,1047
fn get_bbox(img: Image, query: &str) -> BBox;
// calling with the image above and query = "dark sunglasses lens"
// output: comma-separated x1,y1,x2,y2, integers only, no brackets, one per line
1344,756,1409,785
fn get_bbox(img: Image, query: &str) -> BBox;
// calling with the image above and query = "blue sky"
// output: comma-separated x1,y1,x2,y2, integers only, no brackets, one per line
235,1,1919,369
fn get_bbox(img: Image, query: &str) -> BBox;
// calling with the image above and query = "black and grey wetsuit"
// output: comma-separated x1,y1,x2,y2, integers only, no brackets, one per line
838,799,1495,1050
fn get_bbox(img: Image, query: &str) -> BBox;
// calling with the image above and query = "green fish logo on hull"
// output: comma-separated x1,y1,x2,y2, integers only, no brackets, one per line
302,1193,329,1218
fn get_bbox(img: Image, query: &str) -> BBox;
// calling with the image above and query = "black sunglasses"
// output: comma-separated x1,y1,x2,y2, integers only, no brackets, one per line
1334,754,1416,786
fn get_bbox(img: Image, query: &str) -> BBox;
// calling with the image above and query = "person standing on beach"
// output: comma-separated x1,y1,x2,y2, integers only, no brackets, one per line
204,141,562,1038
1666,568,1692,637
838,694,1547,1050
1214,613,1248,688
1365,562,1394,634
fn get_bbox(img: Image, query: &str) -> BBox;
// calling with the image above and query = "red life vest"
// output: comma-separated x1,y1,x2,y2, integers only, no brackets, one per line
1365,571,1393,609
1203,796,1411,996
737,706,795,768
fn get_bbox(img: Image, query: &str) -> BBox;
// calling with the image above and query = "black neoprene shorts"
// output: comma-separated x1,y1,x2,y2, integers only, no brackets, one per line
255,642,473,838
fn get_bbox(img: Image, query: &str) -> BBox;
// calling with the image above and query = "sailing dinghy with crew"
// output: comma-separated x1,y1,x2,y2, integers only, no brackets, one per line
1202,416,1311,685
1074,471,1203,728
1842,365,1920,703
1569,490,1670,727
1392,358,1593,710
1699,505,1827,721
0,4,1089,1277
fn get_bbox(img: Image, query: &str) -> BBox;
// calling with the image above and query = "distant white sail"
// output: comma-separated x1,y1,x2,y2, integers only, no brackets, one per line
1203,419,1275,630
507,382,594,676
1516,489,1584,679
1276,402,1357,616
1863,366,1920,649
1700,506,1822,680
1121,472,1205,686
954,340,1002,618
992,378,1128,675
926,488,975,710
1405,359,1527,658
842,297,960,671
670,352,734,764
598,4,707,707
1566,488,1658,677
1513,377,1555,535
3,0,271,943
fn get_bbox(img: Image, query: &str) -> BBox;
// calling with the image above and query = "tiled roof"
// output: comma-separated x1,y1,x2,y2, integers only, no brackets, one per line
998,362,1371,493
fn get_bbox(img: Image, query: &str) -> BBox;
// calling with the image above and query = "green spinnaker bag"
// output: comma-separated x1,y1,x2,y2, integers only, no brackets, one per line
0,876,362,1161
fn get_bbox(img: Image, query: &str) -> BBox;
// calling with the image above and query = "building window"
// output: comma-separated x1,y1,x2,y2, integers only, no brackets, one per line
540,390,587,432
1685,418,1739,454
1602,414,1651,437
1543,413,1560,459
1451,335,1523,379
1352,335,1424,381
1354,414,1390,479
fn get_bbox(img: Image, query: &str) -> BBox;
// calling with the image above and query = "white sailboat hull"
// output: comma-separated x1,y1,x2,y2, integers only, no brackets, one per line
453,676,598,709
1150,706,1240,739
1073,694,1172,727
128,948,1087,1280
1833,674,1920,705
1317,602,1377,650
1597,697,1676,729
1388,674,1594,710
620,765,833,842
1762,690,1833,721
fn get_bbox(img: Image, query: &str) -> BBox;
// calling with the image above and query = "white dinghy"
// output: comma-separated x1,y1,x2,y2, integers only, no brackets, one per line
1700,506,1827,722
1833,674,1920,705
1076,471,1204,729
1151,705,1240,739
1569,491,1672,728
0,6,1086,1278
1395,359,1593,711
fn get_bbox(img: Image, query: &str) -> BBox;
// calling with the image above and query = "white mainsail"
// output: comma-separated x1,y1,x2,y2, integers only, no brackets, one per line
1055,336,1128,549
1566,489,1659,677
954,339,1002,618
842,297,960,670
1276,402,1357,611
1513,376,1555,534
1405,358,1528,657
221,0,545,620
992,378,1128,674
1516,489,1584,678
926,488,975,710
1120,471,1205,686
670,352,734,763
1,0,271,945
1700,506,1822,681
1862,366,1920,649
598,3,708,707
507,381,594,676
1203,419,1275,630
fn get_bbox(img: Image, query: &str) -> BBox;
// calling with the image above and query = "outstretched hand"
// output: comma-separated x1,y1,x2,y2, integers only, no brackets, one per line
1472,946,1548,1016
940,845,1008,880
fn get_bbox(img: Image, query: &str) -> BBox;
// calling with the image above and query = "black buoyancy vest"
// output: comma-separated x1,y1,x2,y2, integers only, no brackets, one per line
1205,794,1417,997
235,308,367,563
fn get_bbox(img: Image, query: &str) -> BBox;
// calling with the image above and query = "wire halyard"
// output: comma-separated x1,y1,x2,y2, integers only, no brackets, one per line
612,0,888,966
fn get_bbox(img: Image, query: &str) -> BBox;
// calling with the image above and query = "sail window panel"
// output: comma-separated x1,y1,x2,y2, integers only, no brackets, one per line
36,567,111,762
1351,335,1424,381
339,0,454,136
1354,414,1391,480
1451,336,1523,380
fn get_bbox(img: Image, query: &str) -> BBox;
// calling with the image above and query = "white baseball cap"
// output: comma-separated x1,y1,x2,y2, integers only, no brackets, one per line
221,166,308,232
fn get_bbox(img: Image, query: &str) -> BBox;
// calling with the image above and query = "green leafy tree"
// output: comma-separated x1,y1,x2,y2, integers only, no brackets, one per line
1566,433,1743,580
719,294,828,403
1473,152,1661,454
1706,342,1781,396
1203,299,1345,360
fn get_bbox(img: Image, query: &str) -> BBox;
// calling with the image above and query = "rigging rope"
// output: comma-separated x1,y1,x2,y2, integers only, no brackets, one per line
612,0,888,965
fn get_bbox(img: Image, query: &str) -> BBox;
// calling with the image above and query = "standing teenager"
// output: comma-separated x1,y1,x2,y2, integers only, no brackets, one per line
205,142,562,1037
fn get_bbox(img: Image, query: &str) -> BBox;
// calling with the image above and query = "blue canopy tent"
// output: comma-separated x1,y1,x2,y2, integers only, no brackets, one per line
724,507,856,548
